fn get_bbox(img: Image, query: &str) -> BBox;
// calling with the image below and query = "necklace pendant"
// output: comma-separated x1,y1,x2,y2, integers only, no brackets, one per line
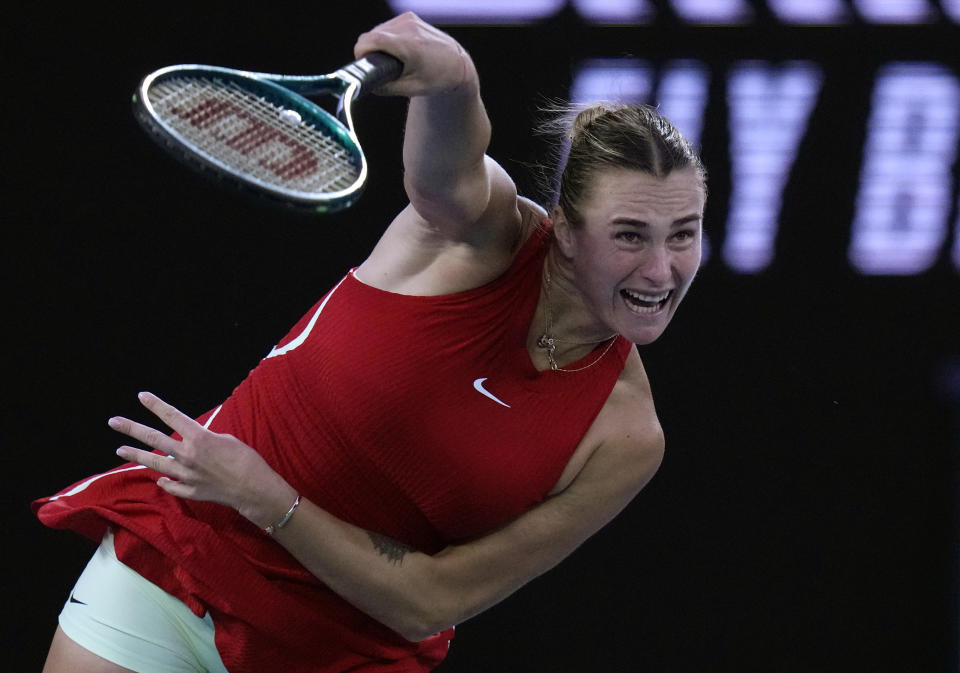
537,334,555,351
537,334,560,371
538,262,617,373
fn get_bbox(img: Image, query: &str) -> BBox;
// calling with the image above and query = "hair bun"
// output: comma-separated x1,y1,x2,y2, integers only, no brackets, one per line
569,103,619,141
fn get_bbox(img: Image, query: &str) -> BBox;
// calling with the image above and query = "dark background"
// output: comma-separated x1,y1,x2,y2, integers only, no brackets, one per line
5,2,958,672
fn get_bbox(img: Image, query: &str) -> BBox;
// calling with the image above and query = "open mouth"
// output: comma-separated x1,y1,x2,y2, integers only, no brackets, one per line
621,288,672,315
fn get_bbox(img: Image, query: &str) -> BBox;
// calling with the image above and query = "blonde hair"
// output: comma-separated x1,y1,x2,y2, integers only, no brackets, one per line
540,103,706,225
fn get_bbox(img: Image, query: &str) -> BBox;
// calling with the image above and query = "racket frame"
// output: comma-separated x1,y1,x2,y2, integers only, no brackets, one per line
132,54,400,213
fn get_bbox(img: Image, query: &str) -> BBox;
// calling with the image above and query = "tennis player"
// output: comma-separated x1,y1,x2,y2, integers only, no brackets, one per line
37,12,706,673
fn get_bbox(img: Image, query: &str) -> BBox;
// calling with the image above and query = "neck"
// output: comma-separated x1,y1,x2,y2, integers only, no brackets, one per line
544,247,616,342
529,247,618,372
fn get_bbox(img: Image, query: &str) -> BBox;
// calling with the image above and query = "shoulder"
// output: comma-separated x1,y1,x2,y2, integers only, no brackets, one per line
592,349,665,480
551,349,663,496
608,348,660,436
357,187,547,296
515,196,549,246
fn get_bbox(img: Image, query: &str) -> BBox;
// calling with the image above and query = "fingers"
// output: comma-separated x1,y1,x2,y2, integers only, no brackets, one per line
116,445,185,480
109,392,235,504
353,11,416,59
108,391,202,461
108,415,180,456
157,476,198,500
136,391,204,438
353,12,470,98
116,448,199,499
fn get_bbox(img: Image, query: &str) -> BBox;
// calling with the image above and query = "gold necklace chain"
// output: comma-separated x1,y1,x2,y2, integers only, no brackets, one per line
536,264,618,373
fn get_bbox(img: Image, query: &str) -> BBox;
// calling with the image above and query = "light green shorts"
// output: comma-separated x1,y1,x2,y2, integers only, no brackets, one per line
59,530,230,673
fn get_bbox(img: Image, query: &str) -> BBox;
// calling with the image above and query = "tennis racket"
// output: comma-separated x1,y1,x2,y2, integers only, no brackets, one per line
132,52,403,213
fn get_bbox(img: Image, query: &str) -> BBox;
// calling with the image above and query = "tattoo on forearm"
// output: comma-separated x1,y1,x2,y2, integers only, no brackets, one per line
368,532,411,565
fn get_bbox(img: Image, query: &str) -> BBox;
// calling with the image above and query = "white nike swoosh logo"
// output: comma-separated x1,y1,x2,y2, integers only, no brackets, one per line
473,378,511,408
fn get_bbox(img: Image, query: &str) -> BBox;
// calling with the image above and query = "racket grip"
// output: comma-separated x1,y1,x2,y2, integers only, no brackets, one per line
345,51,404,94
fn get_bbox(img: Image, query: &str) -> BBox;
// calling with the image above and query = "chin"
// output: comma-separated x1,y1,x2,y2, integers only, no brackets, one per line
630,331,666,346
616,290,683,345
622,321,670,345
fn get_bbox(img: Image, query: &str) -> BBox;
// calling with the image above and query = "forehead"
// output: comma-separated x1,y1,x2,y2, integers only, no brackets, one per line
580,167,705,223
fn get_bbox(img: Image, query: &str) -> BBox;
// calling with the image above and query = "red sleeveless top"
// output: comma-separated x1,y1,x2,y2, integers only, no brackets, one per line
35,224,633,673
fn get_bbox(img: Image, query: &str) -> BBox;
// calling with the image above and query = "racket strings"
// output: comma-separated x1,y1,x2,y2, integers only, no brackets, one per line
147,77,360,194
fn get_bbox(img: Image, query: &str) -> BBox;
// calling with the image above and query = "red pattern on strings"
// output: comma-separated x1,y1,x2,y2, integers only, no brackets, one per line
170,96,321,181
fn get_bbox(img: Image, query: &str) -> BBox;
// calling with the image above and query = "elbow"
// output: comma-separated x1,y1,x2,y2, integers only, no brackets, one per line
382,583,461,643
402,156,493,227
391,606,455,643
397,623,444,644
404,182,488,230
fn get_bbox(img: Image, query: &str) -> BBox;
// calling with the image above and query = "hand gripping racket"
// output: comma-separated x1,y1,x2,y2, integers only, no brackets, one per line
132,52,403,213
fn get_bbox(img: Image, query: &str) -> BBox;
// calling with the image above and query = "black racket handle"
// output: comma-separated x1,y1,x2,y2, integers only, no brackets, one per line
343,51,404,95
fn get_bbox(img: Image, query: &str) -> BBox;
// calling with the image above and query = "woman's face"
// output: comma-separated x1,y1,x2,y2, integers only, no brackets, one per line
557,166,705,345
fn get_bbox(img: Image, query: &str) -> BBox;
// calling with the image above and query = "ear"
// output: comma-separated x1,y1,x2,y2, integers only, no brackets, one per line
551,206,577,258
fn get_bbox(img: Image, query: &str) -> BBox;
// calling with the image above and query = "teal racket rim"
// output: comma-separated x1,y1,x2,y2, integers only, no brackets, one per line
133,65,369,213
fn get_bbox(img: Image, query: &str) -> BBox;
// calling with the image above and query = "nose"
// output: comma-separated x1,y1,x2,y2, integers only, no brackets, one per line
641,245,672,286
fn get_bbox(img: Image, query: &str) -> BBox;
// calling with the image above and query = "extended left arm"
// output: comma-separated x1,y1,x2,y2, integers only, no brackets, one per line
112,391,663,641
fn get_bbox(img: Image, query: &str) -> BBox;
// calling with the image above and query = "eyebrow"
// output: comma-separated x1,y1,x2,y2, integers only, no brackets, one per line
612,214,703,227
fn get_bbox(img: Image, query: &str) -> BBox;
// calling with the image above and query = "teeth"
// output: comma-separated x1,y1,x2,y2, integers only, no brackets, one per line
621,288,671,315
622,289,670,303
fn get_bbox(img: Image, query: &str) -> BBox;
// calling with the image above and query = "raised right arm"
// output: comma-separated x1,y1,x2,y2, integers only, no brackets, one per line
353,13,524,295
357,14,491,227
